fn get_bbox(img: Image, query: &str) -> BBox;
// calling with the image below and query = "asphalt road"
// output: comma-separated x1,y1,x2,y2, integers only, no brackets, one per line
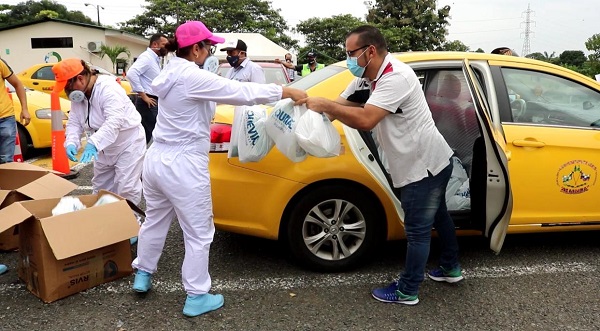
1,162,599,331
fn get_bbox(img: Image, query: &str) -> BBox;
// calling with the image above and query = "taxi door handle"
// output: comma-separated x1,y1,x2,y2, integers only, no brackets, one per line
512,139,546,148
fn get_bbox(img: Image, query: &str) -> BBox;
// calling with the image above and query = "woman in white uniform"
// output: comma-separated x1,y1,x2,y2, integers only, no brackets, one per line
52,59,146,210
130,20,307,317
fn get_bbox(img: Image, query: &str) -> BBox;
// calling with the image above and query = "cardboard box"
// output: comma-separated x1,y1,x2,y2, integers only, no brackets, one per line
0,190,142,303
0,162,77,251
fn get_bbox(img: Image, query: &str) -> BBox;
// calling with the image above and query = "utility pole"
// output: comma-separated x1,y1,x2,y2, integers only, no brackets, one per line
521,3,535,57
85,3,105,26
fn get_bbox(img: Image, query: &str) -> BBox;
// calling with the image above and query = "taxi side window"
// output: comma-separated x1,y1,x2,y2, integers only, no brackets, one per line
33,67,55,80
501,68,600,127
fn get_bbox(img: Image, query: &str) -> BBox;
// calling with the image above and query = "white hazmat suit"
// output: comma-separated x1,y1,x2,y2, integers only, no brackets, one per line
65,75,146,204
132,57,285,295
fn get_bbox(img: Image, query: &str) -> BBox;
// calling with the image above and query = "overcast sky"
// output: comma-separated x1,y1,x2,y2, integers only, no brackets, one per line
3,0,597,55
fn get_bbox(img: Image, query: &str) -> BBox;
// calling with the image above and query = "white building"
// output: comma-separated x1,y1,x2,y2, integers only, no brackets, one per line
0,18,148,74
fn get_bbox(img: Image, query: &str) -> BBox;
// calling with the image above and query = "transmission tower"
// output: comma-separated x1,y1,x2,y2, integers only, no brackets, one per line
521,3,535,56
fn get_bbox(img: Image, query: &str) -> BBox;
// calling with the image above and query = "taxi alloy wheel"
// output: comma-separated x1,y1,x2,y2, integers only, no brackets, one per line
286,185,383,272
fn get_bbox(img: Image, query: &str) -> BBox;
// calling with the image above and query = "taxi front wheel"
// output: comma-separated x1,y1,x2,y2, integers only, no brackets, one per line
284,184,384,272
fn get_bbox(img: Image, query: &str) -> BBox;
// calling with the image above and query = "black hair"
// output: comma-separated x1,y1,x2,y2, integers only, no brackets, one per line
149,33,168,47
346,25,387,56
165,37,207,58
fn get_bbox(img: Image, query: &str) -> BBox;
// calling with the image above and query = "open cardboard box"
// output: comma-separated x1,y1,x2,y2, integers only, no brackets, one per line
0,162,77,251
0,190,143,303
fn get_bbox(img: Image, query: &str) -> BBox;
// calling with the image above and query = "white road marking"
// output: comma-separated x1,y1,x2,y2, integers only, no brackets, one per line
0,262,594,295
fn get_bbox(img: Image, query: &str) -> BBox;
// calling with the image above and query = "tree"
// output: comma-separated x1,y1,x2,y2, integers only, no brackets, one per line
439,40,469,52
365,0,451,52
526,51,557,63
585,33,600,61
0,0,93,28
559,50,586,67
475,48,485,53
119,0,297,50
99,45,130,74
295,14,366,64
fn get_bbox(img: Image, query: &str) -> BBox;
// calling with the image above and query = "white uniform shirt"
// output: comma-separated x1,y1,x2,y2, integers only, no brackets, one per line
341,54,453,188
126,48,161,95
202,55,219,74
225,58,265,83
150,57,282,147
65,75,143,154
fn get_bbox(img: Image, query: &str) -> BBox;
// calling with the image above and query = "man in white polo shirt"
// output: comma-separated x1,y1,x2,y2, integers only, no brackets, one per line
127,33,168,143
298,25,462,306
220,39,265,83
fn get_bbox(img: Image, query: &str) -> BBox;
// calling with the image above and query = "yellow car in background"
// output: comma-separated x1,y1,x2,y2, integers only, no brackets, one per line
209,52,600,272
17,63,133,99
6,82,70,157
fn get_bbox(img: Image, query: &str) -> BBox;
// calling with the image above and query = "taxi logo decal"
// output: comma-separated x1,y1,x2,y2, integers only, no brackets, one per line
556,160,597,194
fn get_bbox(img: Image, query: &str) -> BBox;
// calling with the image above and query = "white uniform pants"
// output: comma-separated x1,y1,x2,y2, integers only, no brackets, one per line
92,127,146,205
132,141,214,295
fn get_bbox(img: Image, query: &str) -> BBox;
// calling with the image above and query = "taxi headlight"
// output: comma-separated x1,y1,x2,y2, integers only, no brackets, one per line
35,108,68,120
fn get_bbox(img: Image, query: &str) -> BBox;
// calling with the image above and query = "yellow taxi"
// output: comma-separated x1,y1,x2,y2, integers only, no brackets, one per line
209,52,600,271
17,63,133,99
6,82,70,157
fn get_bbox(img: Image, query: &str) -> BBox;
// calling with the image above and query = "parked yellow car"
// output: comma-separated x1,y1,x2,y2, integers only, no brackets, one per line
17,63,133,99
209,52,600,271
6,82,70,157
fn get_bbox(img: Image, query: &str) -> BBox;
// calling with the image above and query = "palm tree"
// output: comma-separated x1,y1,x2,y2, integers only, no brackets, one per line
99,45,130,74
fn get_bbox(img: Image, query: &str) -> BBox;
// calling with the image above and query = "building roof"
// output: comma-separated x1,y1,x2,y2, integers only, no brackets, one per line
0,17,148,45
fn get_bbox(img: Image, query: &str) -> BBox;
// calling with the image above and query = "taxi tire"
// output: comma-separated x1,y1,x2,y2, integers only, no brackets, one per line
285,184,384,272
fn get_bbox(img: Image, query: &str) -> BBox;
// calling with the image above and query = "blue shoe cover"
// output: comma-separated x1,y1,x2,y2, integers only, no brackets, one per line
132,270,152,293
0,264,7,275
130,236,138,245
183,293,224,317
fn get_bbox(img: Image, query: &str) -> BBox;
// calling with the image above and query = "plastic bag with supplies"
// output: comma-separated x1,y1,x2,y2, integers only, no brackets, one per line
295,110,341,158
265,98,307,162
238,106,274,162
228,106,245,158
51,196,86,216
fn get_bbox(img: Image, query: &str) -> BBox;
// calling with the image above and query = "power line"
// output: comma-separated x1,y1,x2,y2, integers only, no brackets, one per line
520,3,535,56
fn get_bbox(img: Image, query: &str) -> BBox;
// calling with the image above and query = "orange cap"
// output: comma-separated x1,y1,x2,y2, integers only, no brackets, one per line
52,58,84,93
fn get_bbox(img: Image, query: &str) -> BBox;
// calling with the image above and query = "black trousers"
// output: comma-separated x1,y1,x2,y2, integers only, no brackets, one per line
135,95,158,144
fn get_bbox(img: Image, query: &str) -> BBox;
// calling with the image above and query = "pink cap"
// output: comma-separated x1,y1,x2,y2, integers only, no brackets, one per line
175,21,225,48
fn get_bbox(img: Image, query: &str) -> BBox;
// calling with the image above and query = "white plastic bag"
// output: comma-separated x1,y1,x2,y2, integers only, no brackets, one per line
445,156,468,202
51,196,86,216
93,193,120,207
265,98,307,162
228,106,245,158
295,110,341,158
238,106,274,162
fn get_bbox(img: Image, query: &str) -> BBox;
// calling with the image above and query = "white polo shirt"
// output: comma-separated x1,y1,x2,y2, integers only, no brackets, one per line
340,53,453,188
225,58,266,83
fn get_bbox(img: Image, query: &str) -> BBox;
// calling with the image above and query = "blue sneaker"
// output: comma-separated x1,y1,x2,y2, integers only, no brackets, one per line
183,293,224,317
130,237,138,245
371,281,419,305
427,266,464,283
0,264,7,275
132,270,152,293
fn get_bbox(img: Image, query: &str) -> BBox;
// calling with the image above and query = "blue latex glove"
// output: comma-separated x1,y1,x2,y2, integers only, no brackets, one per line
66,145,78,162
80,143,98,163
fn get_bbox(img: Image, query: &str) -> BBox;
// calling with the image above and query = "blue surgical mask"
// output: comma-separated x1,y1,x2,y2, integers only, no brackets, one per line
227,55,240,67
346,48,371,78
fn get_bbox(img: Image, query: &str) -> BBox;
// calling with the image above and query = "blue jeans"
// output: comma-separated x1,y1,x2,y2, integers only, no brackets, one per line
0,116,16,164
394,159,460,295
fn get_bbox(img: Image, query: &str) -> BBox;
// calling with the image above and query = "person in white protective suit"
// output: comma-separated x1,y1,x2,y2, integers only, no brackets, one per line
52,59,146,240
130,20,308,318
